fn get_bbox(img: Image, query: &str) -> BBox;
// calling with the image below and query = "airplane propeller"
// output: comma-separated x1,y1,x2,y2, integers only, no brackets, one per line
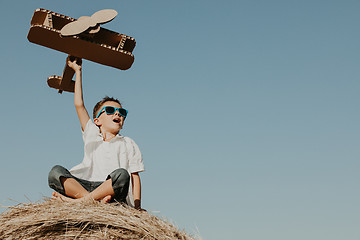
60,9,118,36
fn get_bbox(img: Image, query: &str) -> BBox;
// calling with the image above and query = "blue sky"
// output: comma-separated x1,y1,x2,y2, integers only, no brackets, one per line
0,1,359,239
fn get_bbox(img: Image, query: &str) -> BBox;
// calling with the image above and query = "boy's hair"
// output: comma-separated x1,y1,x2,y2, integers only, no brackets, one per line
93,96,122,119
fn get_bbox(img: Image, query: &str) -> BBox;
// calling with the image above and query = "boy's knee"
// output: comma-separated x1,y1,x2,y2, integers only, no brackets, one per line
108,168,130,185
108,168,130,203
48,165,70,194
48,165,69,183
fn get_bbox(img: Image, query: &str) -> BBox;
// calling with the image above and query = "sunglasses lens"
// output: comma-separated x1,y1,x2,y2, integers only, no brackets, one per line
119,108,127,117
105,106,116,114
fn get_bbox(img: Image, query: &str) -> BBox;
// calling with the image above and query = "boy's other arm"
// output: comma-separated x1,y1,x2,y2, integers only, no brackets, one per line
131,172,144,210
68,58,90,131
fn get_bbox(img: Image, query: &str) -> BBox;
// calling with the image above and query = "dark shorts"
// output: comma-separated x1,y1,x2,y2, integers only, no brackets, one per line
48,165,130,203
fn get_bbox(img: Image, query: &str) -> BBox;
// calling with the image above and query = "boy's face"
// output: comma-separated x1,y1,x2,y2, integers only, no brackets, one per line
94,101,125,134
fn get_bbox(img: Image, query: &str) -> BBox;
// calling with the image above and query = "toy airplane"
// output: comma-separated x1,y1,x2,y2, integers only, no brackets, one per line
27,8,136,93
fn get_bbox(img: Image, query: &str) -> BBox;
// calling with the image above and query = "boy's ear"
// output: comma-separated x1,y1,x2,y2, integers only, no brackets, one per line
94,118,102,127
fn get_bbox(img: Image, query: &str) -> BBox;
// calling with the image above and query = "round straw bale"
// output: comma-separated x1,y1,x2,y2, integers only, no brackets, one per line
0,200,196,240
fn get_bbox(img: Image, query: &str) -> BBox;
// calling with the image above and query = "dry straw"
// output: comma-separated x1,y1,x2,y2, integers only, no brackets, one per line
0,200,197,239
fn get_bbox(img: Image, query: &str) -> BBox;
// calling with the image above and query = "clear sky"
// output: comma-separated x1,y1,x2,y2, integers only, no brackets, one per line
0,1,359,239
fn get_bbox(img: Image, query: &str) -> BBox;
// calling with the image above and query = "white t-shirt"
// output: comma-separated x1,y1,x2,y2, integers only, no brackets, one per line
70,119,145,206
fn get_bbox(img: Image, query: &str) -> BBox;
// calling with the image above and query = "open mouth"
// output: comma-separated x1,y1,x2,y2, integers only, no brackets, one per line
113,118,121,123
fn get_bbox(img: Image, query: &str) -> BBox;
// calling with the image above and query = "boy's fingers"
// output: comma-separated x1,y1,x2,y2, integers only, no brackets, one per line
68,59,82,66
68,55,76,62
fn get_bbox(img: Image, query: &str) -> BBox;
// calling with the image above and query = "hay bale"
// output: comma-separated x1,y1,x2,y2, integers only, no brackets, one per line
0,200,196,239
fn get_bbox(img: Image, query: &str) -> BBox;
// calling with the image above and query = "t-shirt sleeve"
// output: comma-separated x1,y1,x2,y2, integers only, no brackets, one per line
82,119,100,143
125,137,145,173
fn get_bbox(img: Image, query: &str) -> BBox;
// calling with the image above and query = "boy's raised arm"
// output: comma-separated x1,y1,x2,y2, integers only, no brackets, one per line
68,57,90,131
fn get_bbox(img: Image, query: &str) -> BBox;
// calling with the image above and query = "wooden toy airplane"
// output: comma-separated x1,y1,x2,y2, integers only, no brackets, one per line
27,8,136,93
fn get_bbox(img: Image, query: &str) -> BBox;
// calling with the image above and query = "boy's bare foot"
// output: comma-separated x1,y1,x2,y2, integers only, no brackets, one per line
101,195,112,203
51,191,77,202
51,191,91,203
52,192,112,204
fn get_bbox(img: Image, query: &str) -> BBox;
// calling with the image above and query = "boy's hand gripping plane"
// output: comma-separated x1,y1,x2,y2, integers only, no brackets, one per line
27,8,136,93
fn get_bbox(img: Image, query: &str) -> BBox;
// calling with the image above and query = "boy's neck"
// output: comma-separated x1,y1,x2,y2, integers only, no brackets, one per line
101,131,118,142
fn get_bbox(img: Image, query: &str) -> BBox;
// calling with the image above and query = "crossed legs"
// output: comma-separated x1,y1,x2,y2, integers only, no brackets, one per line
52,177,114,203
48,165,130,204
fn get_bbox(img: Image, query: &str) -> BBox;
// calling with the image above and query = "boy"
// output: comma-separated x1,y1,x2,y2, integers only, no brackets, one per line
48,57,144,210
